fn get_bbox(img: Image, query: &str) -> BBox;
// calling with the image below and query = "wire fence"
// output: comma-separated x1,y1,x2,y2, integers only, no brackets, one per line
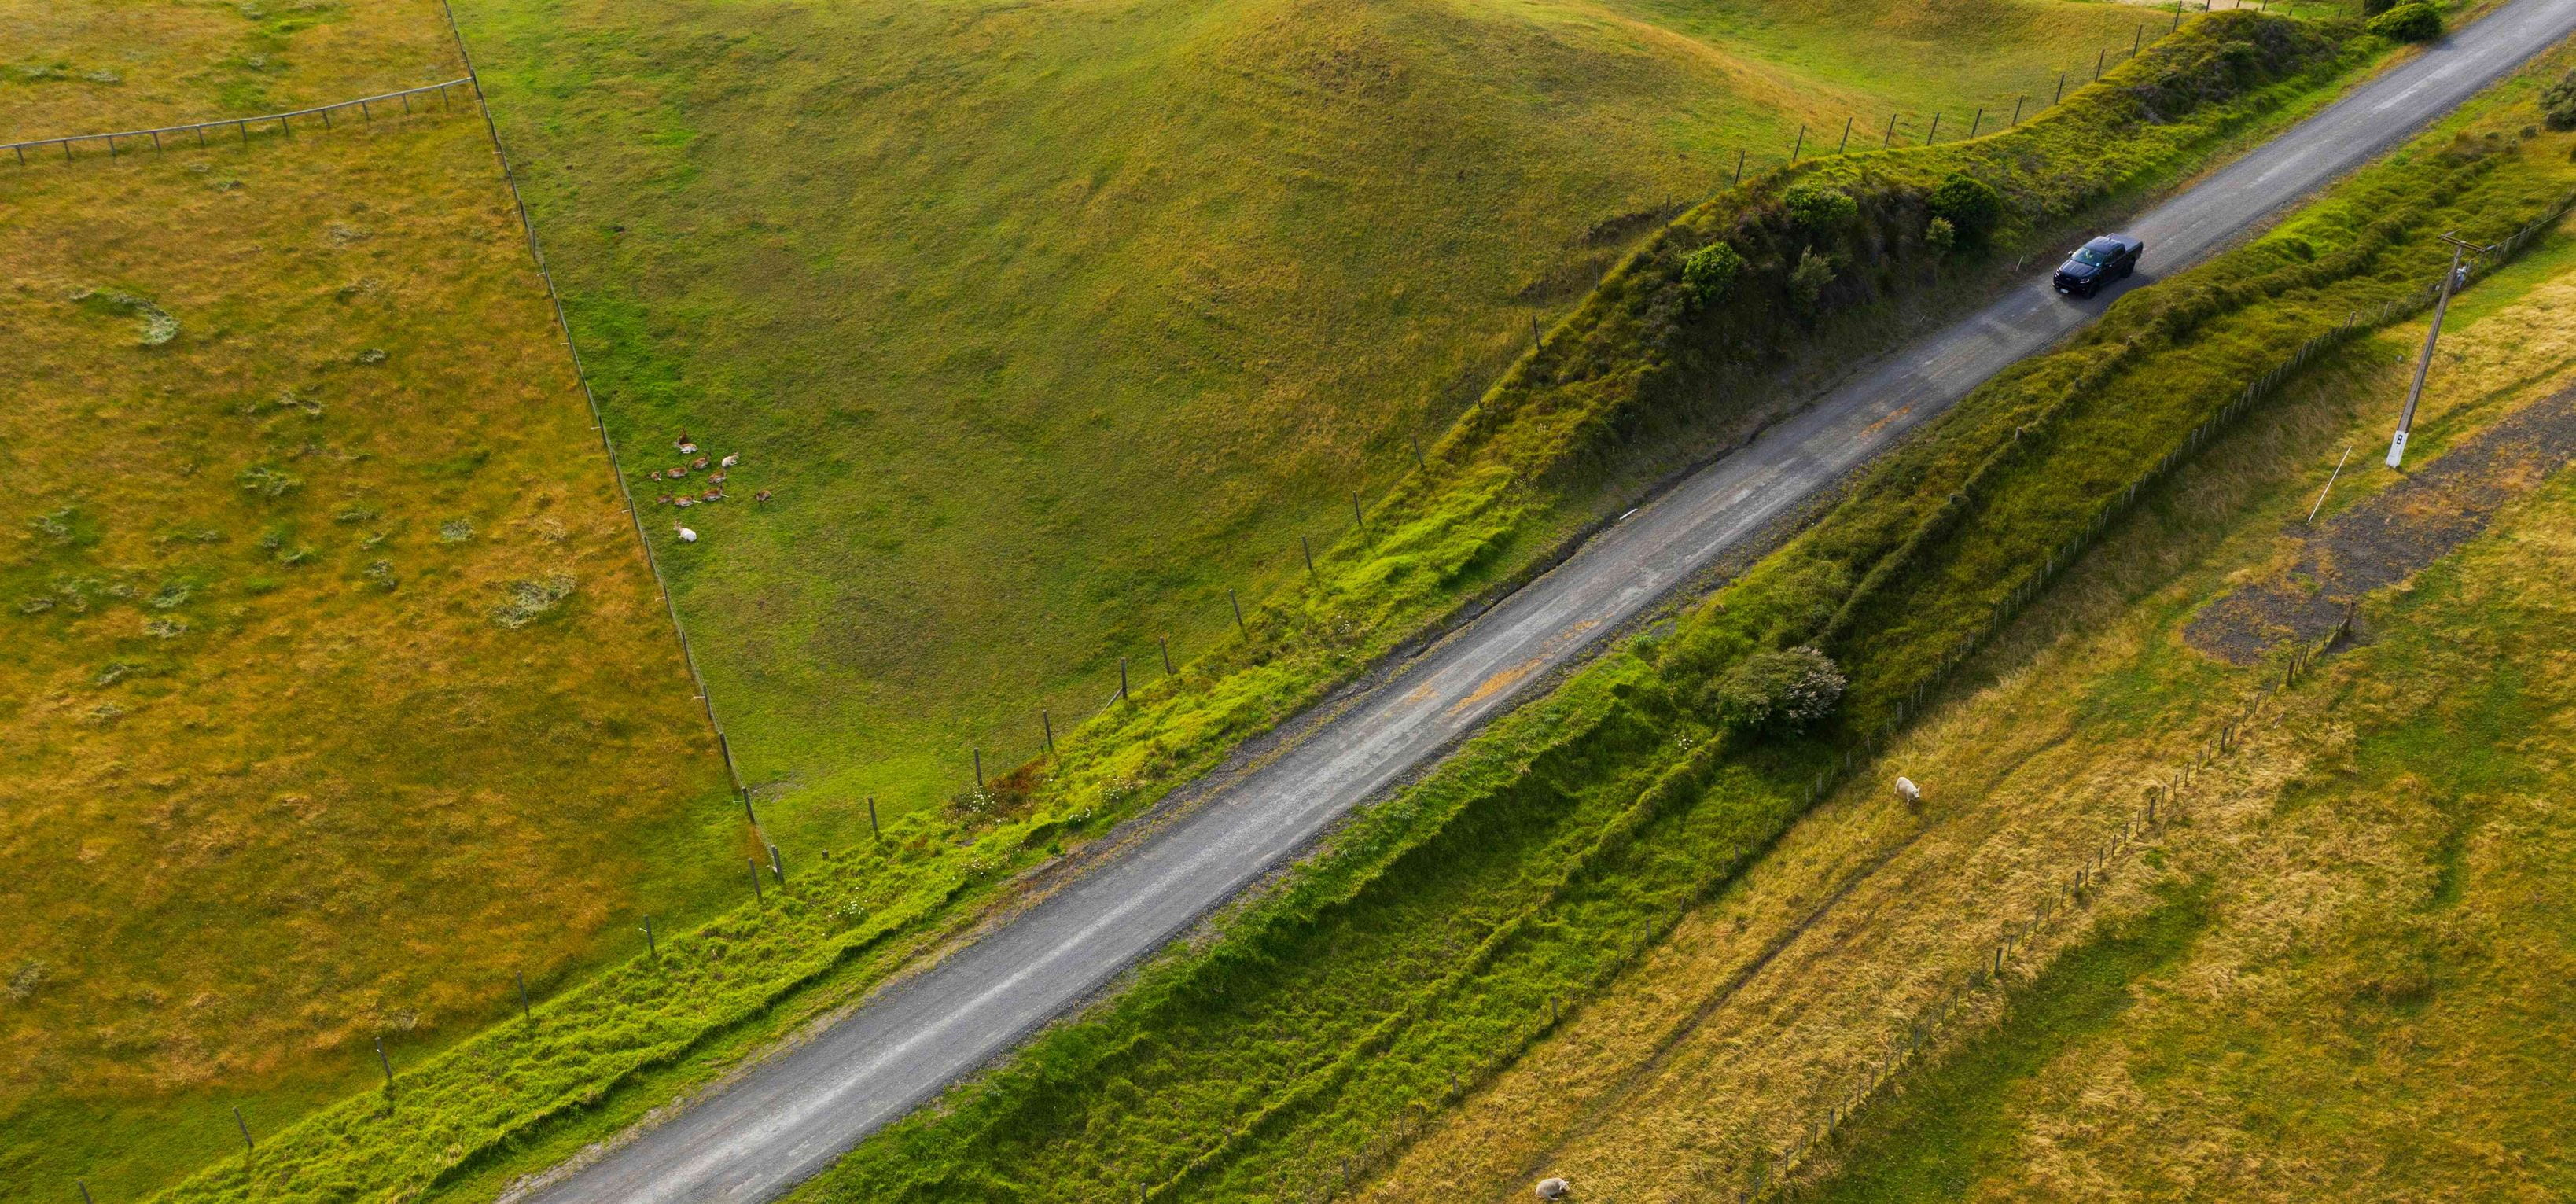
1735,188,2576,1200
1715,2,2316,190
1746,606,2351,1200
5,78,473,166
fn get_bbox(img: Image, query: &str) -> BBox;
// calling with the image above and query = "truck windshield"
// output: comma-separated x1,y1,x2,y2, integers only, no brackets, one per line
2073,245,2112,267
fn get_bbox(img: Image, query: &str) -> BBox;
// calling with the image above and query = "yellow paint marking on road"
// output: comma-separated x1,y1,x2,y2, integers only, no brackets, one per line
1452,657,1544,715
1857,403,1914,440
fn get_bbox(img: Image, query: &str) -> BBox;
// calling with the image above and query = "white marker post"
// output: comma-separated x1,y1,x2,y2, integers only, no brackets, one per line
2388,234,2484,469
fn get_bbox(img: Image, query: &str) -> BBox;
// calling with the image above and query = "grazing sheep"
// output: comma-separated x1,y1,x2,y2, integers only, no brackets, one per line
675,525,697,543
691,455,710,469
1536,1178,1570,1200
676,435,697,452
667,466,686,480
702,488,723,502
720,452,739,468
675,496,694,508
1895,776,1922,808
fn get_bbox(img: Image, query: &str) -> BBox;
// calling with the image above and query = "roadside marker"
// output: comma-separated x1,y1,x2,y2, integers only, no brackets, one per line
2306,445,2352,523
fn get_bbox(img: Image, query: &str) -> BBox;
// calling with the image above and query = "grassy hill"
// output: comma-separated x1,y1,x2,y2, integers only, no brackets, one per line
0,2,738,1198
449,0,2157,855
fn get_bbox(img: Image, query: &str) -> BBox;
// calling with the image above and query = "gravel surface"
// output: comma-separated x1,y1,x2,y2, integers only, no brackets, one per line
2188,383,2576,664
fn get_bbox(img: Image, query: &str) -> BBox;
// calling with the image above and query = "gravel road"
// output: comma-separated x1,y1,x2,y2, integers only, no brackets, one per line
523,5,2576,1198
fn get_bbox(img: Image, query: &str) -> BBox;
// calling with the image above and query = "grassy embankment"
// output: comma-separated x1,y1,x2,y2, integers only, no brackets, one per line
448,0,2168,844
775,18,2576,1203
1343,50,2576,1203
133,14,2405,1202
0,2,735,1198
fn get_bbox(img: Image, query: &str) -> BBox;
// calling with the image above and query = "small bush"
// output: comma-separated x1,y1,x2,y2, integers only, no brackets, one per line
1925,216,1958,256
2368,3,2441,42
1928,172,2004,245
1783,182,1859,236
491,573,576,628
2543,70,2576,131
1702,646,1846,735
1680,241,1746,308
235,464,302,499
1789,248,1838,308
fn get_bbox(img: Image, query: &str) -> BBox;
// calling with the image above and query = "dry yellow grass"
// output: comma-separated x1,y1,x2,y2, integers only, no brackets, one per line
1355,225,2576,1203
3,0,462,140
0,2,735,1196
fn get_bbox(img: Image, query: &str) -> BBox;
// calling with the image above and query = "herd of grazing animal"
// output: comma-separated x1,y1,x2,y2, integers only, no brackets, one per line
654,433,774,545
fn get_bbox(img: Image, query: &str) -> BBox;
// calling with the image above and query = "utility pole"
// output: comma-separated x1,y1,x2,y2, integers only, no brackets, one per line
2386,233,2485,469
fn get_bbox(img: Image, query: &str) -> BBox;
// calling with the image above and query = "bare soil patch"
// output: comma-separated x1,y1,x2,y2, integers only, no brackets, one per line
2186,381,2576,664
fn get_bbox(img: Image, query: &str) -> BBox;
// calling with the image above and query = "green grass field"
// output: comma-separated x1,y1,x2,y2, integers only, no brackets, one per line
448,0,2163,856
0,3,742,1199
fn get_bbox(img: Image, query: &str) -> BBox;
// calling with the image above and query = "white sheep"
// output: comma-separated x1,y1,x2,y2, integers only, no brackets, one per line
720,452,740,468
675,525,697,543
1894,776,1921,809
1535,1178,1570,1200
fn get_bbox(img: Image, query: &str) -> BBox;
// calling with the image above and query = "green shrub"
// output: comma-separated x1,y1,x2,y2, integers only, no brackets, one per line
2368,2,2441,42
1926,215,1959,256
1784,182,1859,236
1680,241,1747,308
1702,646,1846,735
1789,247,1838,307
1929,171,2005,244
2544,69,2576,131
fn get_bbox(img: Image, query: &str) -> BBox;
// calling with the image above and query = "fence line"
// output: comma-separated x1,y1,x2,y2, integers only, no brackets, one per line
1747,605,2350,1198
5,78,473,166
424,4,747,800
1730,4,2309,190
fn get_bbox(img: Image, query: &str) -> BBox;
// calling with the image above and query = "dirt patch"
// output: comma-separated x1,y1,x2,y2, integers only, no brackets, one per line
2186,382,2576,665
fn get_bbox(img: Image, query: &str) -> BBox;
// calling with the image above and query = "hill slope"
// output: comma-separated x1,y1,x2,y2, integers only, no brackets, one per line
450,0,2153,850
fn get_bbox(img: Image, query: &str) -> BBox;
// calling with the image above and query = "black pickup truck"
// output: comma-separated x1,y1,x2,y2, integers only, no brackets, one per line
2052,234,2144,298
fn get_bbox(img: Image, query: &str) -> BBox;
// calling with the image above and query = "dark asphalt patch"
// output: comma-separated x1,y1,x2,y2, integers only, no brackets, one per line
2184,382,2576,665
